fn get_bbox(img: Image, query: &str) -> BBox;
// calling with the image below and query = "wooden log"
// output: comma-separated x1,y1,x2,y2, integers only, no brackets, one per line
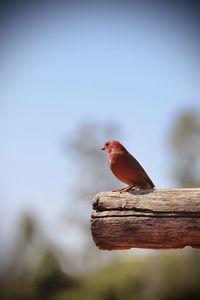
91,188,200,250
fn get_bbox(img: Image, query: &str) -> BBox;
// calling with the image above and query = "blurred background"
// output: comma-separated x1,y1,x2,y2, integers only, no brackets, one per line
1,0,200,299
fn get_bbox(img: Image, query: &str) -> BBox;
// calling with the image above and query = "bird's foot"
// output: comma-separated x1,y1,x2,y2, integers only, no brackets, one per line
112,185,137,193
112,188,125,193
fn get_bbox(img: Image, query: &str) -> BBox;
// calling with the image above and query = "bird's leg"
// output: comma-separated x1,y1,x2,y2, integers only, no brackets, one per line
112,185,137,193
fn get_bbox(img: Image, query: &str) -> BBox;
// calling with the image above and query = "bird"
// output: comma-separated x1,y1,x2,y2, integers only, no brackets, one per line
101,140,155,192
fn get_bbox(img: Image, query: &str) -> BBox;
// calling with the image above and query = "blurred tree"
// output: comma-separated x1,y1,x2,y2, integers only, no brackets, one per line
64,120,122,270
7,214,49,276
0,214,77,300
169,110,200,187
167,108,200,300
35,250,77,300
2,112,200,300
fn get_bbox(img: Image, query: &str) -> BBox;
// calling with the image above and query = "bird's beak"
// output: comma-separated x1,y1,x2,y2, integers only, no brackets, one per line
101,146,105,150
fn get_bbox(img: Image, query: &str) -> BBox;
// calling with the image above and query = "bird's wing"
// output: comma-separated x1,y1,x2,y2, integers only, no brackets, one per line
122,152,155,188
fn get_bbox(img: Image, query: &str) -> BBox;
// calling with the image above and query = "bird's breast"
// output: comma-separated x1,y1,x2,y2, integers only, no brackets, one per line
108,153,136,185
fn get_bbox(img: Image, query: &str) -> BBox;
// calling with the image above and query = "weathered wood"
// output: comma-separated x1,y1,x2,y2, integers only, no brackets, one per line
91,188,200,250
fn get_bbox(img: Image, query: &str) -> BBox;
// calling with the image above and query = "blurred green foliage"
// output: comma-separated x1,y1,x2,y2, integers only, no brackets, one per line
170,110,200,187
1,248,200,300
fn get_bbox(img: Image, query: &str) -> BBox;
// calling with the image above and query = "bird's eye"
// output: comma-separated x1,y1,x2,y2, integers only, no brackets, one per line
105,142,109,147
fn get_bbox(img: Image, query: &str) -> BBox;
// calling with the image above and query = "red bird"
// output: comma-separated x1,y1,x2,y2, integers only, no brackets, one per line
101,140,155,192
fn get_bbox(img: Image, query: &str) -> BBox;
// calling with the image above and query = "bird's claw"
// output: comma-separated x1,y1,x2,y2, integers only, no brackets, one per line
112,189,124,193
112,185,137,193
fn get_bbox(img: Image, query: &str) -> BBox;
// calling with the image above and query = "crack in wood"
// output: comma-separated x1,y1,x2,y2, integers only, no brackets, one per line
92,206,200,215
91,213,200,219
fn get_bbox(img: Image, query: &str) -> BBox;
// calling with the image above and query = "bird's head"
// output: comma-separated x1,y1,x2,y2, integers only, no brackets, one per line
101,140,127,154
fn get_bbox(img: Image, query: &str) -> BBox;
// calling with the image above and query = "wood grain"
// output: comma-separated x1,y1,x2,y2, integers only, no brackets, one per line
91,189,200,250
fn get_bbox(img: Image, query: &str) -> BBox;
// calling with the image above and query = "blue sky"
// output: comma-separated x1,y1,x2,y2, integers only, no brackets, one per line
1,1,200,261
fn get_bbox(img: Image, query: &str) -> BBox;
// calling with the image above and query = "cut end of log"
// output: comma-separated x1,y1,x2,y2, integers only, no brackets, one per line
91,188,200,250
